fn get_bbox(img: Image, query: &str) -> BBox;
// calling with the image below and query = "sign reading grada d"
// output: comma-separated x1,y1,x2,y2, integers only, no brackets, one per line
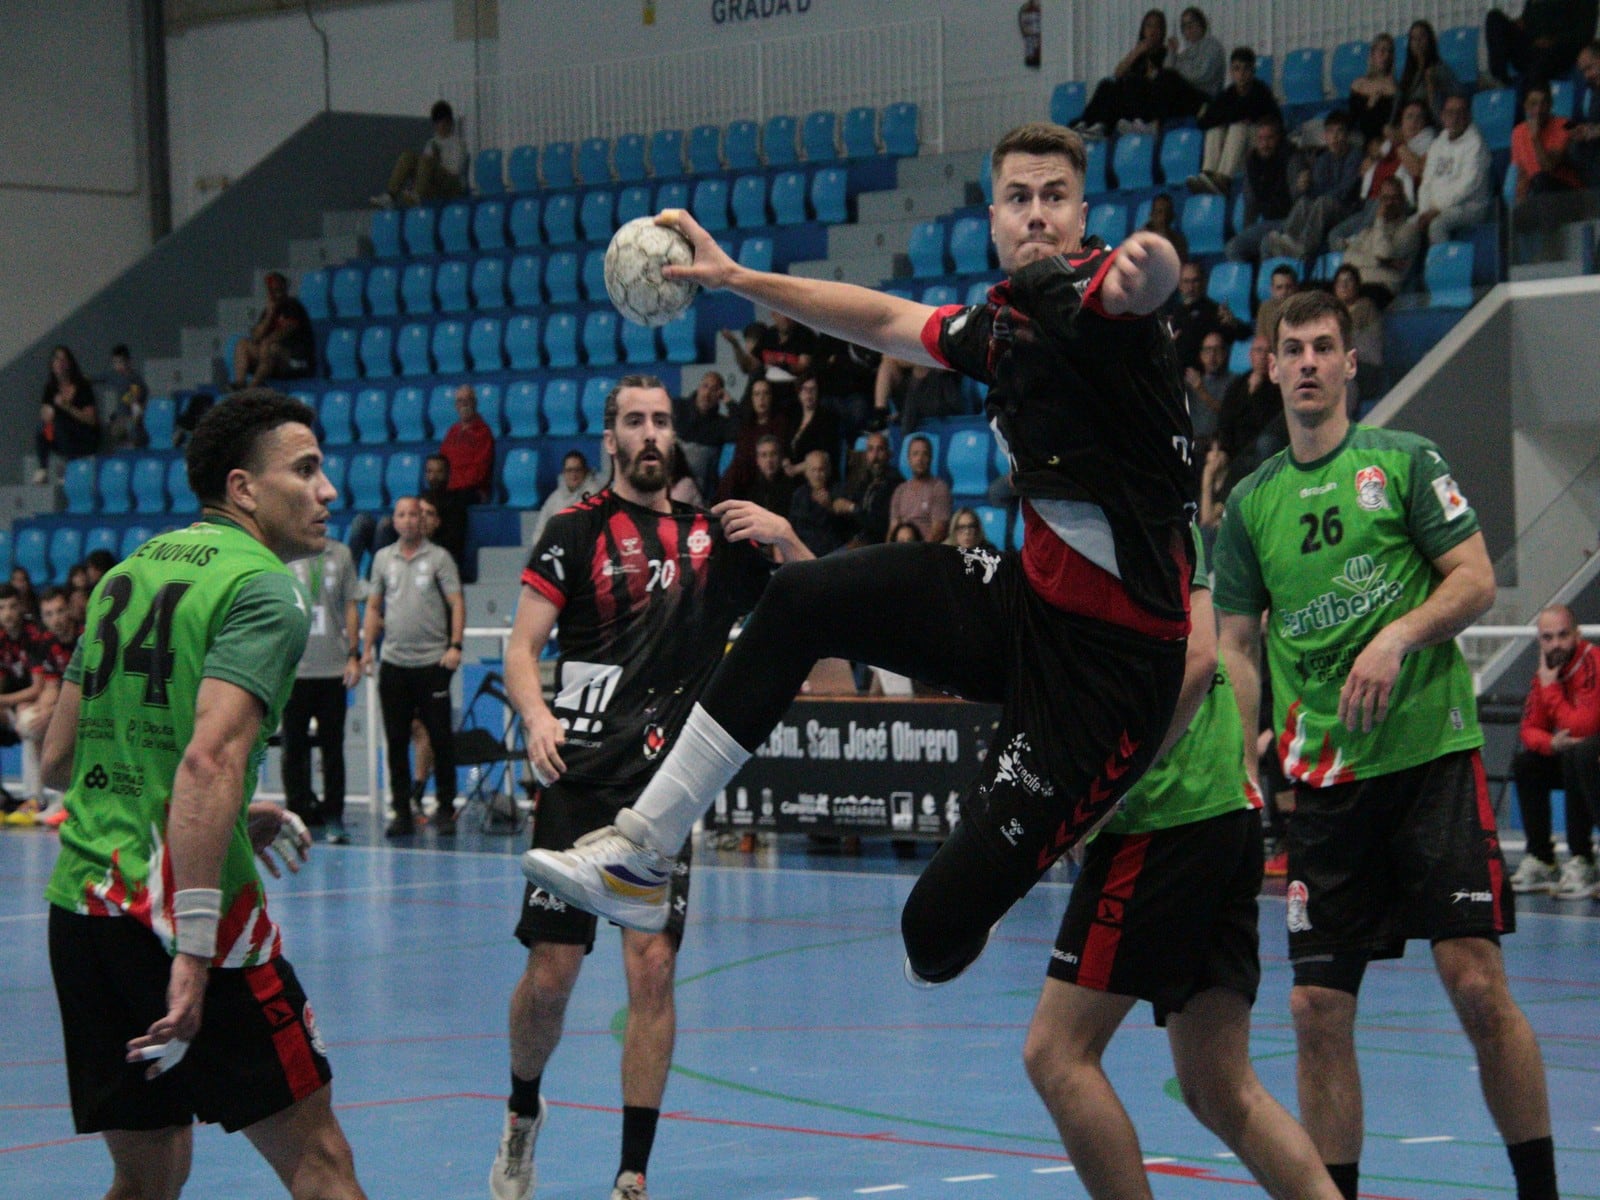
712,0,813,25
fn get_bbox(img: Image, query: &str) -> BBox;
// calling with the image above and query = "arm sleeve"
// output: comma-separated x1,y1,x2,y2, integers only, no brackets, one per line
435,547,462,596
1550,649,1600,739
924,302,997,383
63,640,85,686
1521,686,1554,754
202,573,312,708
367,548,388,598
1404,438,1481,560
1210,492,1269,615
521,515,576,611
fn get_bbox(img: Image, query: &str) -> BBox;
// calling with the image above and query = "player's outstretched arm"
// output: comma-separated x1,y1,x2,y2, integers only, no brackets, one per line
1098,230,1182,316
711,500,815,564
1218,611,1265,788
658,209,943,367
506,587,566,786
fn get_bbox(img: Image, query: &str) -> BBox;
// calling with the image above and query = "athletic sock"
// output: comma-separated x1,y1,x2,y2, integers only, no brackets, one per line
1326,1162,1359,1200
619,1105,660,1176
620,704,748,856
1506,1135,1558,1200
508,1072,542,1119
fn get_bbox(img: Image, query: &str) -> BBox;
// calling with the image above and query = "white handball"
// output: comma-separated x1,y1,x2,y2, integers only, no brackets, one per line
603,217,699,326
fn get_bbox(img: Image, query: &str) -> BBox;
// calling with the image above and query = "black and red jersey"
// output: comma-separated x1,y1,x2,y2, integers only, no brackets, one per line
922,240,1196,632
0,621,51,693
521,489,775,788
35,632,76,681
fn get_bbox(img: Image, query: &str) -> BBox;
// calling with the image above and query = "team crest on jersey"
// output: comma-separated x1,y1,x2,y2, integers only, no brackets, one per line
1354,465,1389,511
687,528,711,555
622,537,643,555
1286,880,1312,932
1431,474,1470,521
642,723,668,759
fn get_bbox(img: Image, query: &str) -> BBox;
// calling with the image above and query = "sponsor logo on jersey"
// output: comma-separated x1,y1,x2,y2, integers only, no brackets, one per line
1451,889,1492,904
1299,480,1338,498
621,537,642,555
85,763,109,789
959,546,1002,583
687,528,711,555
1051,948,1079,965
1282,555,1404,638
1431,474,1470,521
642,723,667,760
1354,465,1389,511
1286,880,1312,932
999,817,1026,845
989,733,1055,799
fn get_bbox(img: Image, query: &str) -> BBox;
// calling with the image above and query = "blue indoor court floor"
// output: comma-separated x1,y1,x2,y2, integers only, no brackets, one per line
3,825,1597,1200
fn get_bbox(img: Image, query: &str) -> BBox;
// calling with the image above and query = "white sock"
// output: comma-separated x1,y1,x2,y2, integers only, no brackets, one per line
617,705,748,857
21,739,39,799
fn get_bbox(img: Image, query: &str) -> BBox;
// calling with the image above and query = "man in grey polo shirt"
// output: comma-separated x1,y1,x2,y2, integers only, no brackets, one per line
360,495,465,837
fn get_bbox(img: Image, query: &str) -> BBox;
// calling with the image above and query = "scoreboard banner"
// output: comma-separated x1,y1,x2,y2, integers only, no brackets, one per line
705,698,1001,838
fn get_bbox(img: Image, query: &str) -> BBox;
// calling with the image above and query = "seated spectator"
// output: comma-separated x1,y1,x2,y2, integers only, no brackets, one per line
1570,40,1600,188
1187,46,1281,194
1073,9,1172,135
9,568,38,622
1213,333,1285,498
0,583,48,823
1141,192,1189,260
1412,93,1493,246
786,377,842,480
438,384,495,502
83,550,115,592
1259,110,1365,260
1487,0,1600,90
33,345,99,483
1224,116,1294,261
1347,33,1400,148
1184,330,1234,443
887,433,952,543
1331,265,1384,412
668,444,703,507
103,343,148,452
1397,21,1459,118
230,271,315,390
1512,80,1584,200
349,452,470,571
1253,263,1300,343
374,100,465,208
19,584,76,825
889,522,925,544
832,430,903,547
872,356,964,433
717,378,793,501
673,370,732,497
945,507,997,554
811,333,880,439
1166,7,1227,112
1509,604,1600,900
1335,176,1421,305
1166,259,1248,370
733,433,797,515
789,449,844,557
1328,98,1437,248
720,311,815,414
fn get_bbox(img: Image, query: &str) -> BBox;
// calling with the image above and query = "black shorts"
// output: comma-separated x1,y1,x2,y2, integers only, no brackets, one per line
1286,749,1513,981
1049,807,1263,1024
49,907,332,1134
514,777,691,952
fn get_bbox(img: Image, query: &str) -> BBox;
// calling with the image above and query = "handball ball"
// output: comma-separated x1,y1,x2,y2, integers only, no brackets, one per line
604,217,699,327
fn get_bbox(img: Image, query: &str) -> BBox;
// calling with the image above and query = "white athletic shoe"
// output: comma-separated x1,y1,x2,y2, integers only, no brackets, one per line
489,1098,547,1200
1509,854,1559,894
612,1170,649,1200
902,926,994,989
520,826,671,933
1553,855,1599,900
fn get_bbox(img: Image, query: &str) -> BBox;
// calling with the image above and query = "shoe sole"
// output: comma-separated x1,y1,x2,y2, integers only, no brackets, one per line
520,849,670,933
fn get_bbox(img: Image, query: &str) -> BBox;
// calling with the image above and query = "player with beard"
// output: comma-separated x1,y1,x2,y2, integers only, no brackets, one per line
489,376,810,1200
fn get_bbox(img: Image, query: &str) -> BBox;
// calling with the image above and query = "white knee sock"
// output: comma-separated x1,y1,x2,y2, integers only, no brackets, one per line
21,739,39,799
616,704,748,857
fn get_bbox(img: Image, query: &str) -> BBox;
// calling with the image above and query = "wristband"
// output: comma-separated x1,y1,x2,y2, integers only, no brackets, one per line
173,887,222,959
449,642,463,650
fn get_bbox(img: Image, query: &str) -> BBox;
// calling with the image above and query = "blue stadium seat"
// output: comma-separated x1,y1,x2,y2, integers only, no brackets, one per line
331,265,365,319
1230,188,1246,237
1086,202,1128,245
98,458,132,515
542,379,581,435
920,284,958,307
976,505,1010,551
320,453,346,511
803,110,838,161
583,312,619,367
580,189,615,241
965,278,998,305
508,254,543,308
737,235,774,272
395,323,431,377
401,262,435,314
897,432,941,480
390,386,427,441
476,383,502,435
1257,257,1300,301
732,174,768,227
617,185,651,226
614,134,648,182
1084,139,1109,195
1425,241,1474,307
384,451,422,504
505,381,542,437
1311,250,1343,281
581,248,608,302
621,318,659,364
1438,26,1479,88
473,198,507,250
1227,338,1252,377
359,326,395,379
354,388,390,444
1133,197,1154,230
842,106,878,158
438,201,472,255
510,196,542,247
63,458,96,514
131,457,168,513
662,311,696,363
369,210,403,259
1159,127,1203,185
945,429,994,496
1207,261,1252,317
402,206,437,257
144,396,175,448
299,269,331,321
1503,161,1519,207
542,142,576,189
692,178,730,231
471,256,507,309
427,385,456,437
84,525,119,558
365,264,400,317
0,529,11,576
503,447,541,507
431,320,467,375
763,114,798,166
1050,81,1087,127
725,120,760,171
1255,54,1275,91
689,124,723,174
810,168,848,225
325,329,359,381
882,102,919,156
1281,48,1326,105
1331,41,1369,97
1182,192,1226,255
1550,78,1575,119
654,179,690,212
545,252,580,304
949,216,991,274
649,129,685,177
13,528,48,584
505,315,541,370
578,136,611,184
346,453,384,512
469,317,504,372
475,148,505,195
770,171,807,225
318,389,354,445
907,221,947,277
1111,132,1155,189
48,527,83,582
1473,88,1515,151
166,460,199,514
580,376,614,431
435,260,470,313
119,525,155,558
543,312,579,368
542,192,578,245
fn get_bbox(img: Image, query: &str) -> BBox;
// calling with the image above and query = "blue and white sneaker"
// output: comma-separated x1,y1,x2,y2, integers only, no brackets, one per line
520,826,671,932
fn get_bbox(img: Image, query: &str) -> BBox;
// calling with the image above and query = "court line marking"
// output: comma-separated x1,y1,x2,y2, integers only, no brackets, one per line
1398,1136,1456,1144
1032,1165,1075,1173
942,1173,997,1181
855,1186,908,1194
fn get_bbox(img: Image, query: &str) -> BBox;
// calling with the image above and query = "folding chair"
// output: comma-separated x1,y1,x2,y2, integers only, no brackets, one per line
453,671,529,834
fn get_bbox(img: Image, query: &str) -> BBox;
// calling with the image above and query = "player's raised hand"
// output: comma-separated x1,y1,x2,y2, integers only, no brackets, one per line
712,500,812,564
656,209,738,290
1100,230,1181,316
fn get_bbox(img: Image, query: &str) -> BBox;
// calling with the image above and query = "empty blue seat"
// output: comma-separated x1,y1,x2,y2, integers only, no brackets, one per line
331,265,365,319
1473,88,1516,150
907,221,947,278
435,260,470,313
662,311,696,363
581,248,608,302
471,256,507,309
921,284,959,307
1159,127,1203,185
689,124,722,174
476,383,502,434
1111,132,1155,189
320,453,346,511
649,129,685,177
347,452,384,511
1133,197,1154,229
621,318,659,364
369,210,403,259
580,188,615,241
401,262,435,314
13,528,49,584
725,120,760,170
384,451,421,504
299,269,331,320
1281,47,1326,105
614,134,648,182
802,110,838,161
510,196,542,247
1331,41,1369,97
543,312,579,368
49,527,83,582
503,447,540,507
976,505,1010,551
1255,54,1275,91
543,379,581,435
949,216,991,274
1086,202,1128,246
98,458,132,515
737,235,774,272
1438,26,1479,88
1182,192,1226,255
83,525,117,558
325,328,359,381
473,198,508,250
438,201,472,255
166,460,199,514
354,388,390,444
580,376,614,431
1311,250,1343,281
617,185,651,226
119,524,154,558
1257,256,1300,301
583,312,619,366
63,458,96,514
1550,78,1576,119
508,254,543,308
390,386,427,441
1050,81,1087,127
131,458,168,513
692,178,730,231
431,320,467,375
842,106,878,158
395,323,431,376
654,179,690,212
318,389,354,445
545,252,580,304
144,396,175,448
505,315,541,369
1230,188,1246,236
1084,140,1109,195
542,141,576,189
1425,241,1474,307
427,385,457,437
810,168,848,225
882,102,919,156
578,136,611,184
771,171,807,225
358,326,395,378
965,278,998,305
504,381,542,437
475,148,505,194
365,264,400,317
732,174,768,226
542,192,578,245
1228,338,1253,376
469,317,504,372
763,114,798,166
402,206,437,256
946,429,994,495
1207,261,1253,317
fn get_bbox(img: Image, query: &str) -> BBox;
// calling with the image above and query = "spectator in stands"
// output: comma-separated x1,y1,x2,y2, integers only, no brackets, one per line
668,444,703,506
1184,330,1234,443
83,550,115,591
9,568,38,622
438,384,495,502
1254,263,1300,343
1513,80,1584,201
721,311,815,413
832,429,902,547
1328,98,1438,249
103,343,148,452
811,334,880,440
1224,116,1295,261
789,449,844,557
0,583,47,823
674,370,733,497
1509,604,1600,900
1213,333,1285,499
717,378,793,501
1487,0,1600,90
1397,20,1459,118
1141,191,1189,260
374,99,466,208
33,345,99,483
230,271,315,391
1167,7,1227,110
419,453,469,566
1167,259,1248,370
1073,9,1171,135
888,433,951,544
945,507,995,554
889,522,924,543
16,584,76,826
1336,175,1421,304
1188,47,1281,195
871,356,964,433
1347,33,1400,148
1569,41,1600,187
1412,92,1493,245
1331,264,1384,412
532,450,604,543
1260,110,1366,260
785,377,842,481
733,433,797,516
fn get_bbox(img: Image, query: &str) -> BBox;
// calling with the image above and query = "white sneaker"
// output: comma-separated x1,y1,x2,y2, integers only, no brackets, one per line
1509,855,1559,893
612,1170,649,1200
489,1098,547,1200
520,826,671,932
902,926,993,989
1553,855,1599,900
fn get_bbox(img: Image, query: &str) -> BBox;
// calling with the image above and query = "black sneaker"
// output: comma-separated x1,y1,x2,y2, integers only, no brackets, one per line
434,806,458,836
385,814,414,838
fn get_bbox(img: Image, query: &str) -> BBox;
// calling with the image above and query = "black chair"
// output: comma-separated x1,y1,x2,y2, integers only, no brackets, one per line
454,671,528,834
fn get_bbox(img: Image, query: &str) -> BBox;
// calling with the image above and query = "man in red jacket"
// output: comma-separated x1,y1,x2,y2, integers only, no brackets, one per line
1510,604,1600,899
439,384,495,502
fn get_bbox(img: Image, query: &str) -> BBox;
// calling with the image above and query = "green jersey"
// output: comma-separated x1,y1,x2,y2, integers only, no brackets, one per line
46,518,311,966
1212,424,1483,787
